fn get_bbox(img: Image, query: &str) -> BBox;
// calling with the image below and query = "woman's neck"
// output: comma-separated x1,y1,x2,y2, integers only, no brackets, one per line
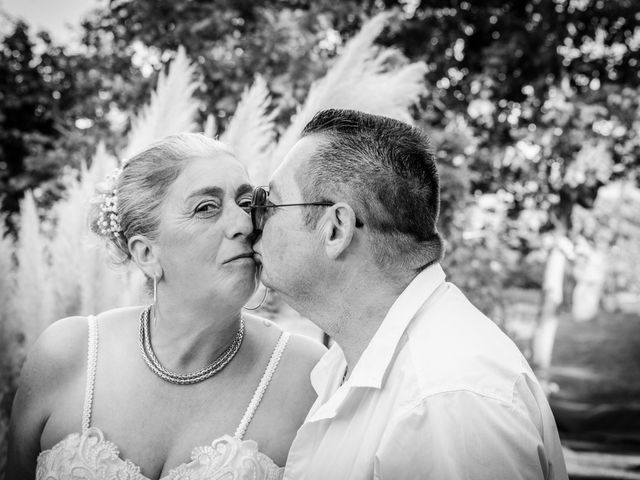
149,289,245,373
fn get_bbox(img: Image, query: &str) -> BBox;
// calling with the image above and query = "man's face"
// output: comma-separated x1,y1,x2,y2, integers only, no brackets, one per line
253,136,325,301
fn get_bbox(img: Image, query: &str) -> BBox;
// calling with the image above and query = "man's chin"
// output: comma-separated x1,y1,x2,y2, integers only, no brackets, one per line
258,267,281,294
257,267,271,289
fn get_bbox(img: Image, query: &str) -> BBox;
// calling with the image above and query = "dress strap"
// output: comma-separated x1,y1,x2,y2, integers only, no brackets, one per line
81,315,99,433
234,331,290,440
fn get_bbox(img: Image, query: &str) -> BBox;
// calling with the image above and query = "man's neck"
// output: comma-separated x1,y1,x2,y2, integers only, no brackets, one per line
294,267,418,372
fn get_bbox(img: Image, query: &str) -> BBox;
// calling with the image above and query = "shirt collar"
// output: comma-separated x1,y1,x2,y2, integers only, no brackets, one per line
347,262,446,389
306,264,446,423
310,341,347,397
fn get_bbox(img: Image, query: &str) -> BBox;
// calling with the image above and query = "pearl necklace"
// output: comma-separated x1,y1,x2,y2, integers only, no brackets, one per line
138,306,245,385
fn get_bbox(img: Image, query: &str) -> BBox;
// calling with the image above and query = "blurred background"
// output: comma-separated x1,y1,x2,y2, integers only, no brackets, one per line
0,0,639,478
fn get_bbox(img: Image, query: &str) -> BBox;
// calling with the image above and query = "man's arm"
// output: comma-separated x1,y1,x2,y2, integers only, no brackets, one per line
373,389,567,480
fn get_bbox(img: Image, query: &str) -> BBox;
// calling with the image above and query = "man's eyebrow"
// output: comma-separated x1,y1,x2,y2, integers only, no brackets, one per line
186,186,224,201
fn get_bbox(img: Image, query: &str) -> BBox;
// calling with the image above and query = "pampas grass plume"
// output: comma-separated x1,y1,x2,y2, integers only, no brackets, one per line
0,216,17,361
222,76,277,184
122,46,202,160
13,193,53,350
268,11,427,175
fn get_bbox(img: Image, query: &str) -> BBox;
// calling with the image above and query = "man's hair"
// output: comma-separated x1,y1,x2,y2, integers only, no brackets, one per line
299,109,444,272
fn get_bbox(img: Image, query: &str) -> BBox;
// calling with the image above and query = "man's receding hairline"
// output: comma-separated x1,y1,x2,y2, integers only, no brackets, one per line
294,133,342,194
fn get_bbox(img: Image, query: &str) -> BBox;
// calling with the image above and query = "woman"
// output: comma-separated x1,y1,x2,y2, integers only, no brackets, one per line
7,133,325,479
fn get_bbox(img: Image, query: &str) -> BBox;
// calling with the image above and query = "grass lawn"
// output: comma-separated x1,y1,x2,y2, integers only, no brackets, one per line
551,311,640,404
501,291,640,477
546,310,640,461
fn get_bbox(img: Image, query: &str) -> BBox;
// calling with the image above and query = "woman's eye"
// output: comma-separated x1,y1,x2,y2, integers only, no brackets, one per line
194,201,220,217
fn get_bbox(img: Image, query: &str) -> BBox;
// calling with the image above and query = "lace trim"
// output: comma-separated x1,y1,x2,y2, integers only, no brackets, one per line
165,435,283,480
36,428,283,480
36,427,145,480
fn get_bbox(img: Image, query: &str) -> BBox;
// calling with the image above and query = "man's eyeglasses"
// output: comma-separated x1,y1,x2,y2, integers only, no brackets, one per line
250,186,334,233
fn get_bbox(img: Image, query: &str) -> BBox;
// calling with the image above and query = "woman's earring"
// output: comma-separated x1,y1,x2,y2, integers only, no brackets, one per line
243,285,269,311
152,274,159,328
153,274,158,307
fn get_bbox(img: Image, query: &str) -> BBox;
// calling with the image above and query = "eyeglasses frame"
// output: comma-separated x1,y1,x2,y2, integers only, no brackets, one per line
249,186,334,232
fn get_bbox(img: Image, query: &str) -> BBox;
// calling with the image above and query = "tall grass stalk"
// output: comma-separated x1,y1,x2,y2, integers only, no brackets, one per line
122,45,201,160
0,223,17,480
0,217,14,346
46,145,143,317
0,215,19,378
12,193,53,352
47,170,92,318
221,76,277,184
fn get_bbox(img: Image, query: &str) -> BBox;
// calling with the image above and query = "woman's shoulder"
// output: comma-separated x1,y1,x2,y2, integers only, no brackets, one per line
29,316,89,369
16,315,90,406
23,306,143,385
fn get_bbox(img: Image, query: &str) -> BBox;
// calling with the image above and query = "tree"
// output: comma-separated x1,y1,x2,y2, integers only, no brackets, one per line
0,16,157,234
0,22,62,227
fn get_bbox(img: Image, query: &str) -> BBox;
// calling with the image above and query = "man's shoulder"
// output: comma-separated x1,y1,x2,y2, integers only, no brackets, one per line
398,283,532,403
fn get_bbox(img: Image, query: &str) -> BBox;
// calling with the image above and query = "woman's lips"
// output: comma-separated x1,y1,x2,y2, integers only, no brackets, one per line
225,253,255,263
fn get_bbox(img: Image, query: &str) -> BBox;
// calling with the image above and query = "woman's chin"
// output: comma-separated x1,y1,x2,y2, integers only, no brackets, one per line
206,269,259,309
224,258,258,277
240,277,259,297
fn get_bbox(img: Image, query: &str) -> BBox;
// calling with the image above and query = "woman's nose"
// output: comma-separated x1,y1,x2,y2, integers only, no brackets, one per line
227,203,254,239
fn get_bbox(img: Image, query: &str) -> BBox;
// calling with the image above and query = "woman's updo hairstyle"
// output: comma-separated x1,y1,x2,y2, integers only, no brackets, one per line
89,133,234,263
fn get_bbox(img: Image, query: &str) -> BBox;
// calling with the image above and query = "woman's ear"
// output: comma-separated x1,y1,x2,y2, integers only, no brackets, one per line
128,235,162,279
319,203,357,260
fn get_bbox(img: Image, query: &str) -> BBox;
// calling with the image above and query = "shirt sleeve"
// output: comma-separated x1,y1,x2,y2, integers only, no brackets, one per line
373,389,564,480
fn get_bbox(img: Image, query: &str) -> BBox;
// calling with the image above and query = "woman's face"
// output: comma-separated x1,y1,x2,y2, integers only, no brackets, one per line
155,153,257,308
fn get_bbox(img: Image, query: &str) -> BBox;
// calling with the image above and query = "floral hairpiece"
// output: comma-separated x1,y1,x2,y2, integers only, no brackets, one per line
97,167,123,239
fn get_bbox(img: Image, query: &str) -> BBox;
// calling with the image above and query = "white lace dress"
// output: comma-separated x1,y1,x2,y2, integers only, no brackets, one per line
36,316,289,480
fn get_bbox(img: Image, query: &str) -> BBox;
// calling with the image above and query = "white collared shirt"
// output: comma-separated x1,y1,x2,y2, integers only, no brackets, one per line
284,264,568,480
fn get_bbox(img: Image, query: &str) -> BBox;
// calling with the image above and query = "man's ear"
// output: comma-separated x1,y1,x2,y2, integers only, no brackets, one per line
319,203,357,260
128,235,163,279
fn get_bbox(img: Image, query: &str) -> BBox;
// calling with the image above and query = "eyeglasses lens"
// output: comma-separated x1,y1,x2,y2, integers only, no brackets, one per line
251,187,268,232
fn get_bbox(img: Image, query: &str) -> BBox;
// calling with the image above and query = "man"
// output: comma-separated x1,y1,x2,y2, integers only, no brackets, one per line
252,109,568,479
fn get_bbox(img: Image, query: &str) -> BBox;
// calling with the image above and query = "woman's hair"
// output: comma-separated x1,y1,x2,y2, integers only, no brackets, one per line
89,133,234,263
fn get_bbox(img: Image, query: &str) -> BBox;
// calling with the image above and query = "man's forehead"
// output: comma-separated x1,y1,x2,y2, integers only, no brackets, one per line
269,141,314,197
267,181,279,197
268,167,295,201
